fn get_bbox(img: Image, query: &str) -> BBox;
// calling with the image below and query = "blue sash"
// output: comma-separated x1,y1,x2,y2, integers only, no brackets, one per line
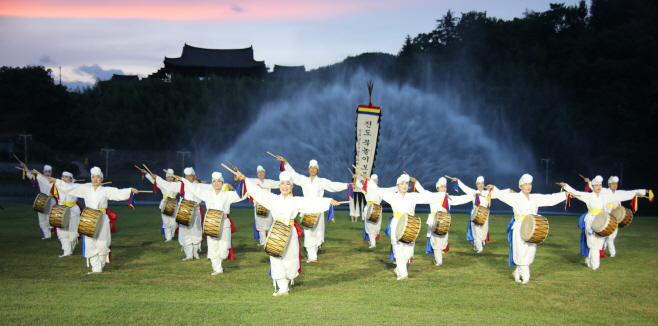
506,216,516,267
466,206,474,244
578,212,588,256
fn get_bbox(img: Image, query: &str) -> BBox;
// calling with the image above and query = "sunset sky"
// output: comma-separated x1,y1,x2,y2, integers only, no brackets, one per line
0,0,583,88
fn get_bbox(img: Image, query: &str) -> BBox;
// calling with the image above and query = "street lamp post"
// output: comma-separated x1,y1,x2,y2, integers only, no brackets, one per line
18,134,32,163
101,148,114,178
541,158,552,186
177,151,190,173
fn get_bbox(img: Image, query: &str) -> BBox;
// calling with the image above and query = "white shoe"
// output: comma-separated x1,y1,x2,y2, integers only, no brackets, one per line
521,280,529,284
396,276,408,281
165,239,171,242
476,249,483,253
87,271,101,275
368,245,375,248
59,254,71,258
182,257,193,261
211,271,223,276
513,271,520,283
273,292,289,297
42,237,51,240
306,260,318,264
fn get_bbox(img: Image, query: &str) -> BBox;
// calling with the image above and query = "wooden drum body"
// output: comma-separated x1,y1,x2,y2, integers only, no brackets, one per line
472,206,490,225
49,204,71,228
256,204,269,218
365,204,383,223
203,209,225,238
264,221,292,258
615,207,633,228
33,193,50,213
78,208,103,238
161,197,177,216
300,213,319,228
175,199,197,226
432,212,451,235
592,212,618,237
395,214,421,244
520,215,549,244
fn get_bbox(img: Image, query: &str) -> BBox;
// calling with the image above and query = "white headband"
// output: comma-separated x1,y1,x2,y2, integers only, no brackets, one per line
211,172,223,181
396,174,410,185
44,165,52,171
309,160,319,169
279,171,293,184
371,174,378,180
436,177,447,187
608,176,619,184
166,169,174,176
90,166,102,176
476,176,484,183
62,171,73,178
591,175,603,185
518,174,533,186
257,165,265,172
184,167,195,176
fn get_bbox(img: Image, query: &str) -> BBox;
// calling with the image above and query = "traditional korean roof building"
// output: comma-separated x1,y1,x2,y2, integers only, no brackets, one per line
269,65,307,80
154,44,267,79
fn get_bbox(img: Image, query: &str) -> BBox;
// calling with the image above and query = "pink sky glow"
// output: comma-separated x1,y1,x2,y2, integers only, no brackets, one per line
1,0,421,21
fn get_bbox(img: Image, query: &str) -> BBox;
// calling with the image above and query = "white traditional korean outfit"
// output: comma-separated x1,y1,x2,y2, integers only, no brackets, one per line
156,176,203,260
284,162,348,262
355,179,397,248
145,174,179,242
249,177,279,245
367,181,440,279
599,187,645,257
458,180,492,252
349,186,366,220
491,187,566,283
564,184,642,269
416,182,471,265
26,171,56,238
244,178,332,295
181,179,244,274
44,175,81,256
55,180,132,273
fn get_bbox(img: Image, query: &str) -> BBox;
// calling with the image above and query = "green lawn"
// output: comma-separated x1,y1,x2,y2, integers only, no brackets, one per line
0,204,656,325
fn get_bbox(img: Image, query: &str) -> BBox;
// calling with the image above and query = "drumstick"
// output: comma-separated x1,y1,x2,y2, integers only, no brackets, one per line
221,164,239,175
142,164,154,175
225,160,236,169
134,165,144,171
74,179,85,182
101,182,111,185
13,154,25,165
445,175,455,180
15,166,45,178
136,190,153,193
579,174,587,180
351,165,367,179
336,201,351,204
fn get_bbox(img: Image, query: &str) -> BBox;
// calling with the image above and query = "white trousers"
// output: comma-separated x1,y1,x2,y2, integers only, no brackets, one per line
514,265,530,283
604,228,618,257
303,212,325,261
207,226,231,272
38,198,55,237
179,208,202,259
259,231,267,245
58,207,80,255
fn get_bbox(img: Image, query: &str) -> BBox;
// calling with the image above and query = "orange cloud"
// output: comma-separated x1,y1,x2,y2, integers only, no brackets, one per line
0,0,421,21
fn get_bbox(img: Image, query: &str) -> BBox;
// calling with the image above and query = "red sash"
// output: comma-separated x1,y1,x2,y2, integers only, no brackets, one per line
106,209,118,233
227,214,236,260
294,220,303,274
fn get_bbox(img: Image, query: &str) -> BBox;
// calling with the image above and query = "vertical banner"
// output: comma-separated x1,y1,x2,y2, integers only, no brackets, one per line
354,81,381,182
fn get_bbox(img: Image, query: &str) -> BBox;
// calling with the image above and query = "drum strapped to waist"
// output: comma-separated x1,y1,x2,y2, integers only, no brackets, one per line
432,212,451,235
161,197,177,216
592,212,618,237
78,208,104,238
520,214,549,244
49,204,71,228
203,209,225,238
33,193,50,213
300,213,320,228
264,221,293,258
365,203,383,223
256,204,270,218
395,213,421,244
174,199,197,226
472,206,490,225
611,206,633,228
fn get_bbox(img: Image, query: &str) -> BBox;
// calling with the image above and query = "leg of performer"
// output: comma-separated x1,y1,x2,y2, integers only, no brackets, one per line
588,246,600,270
207,235,223,274
369,236,376,248
38,211,51,239
274,278,289,295
518,265,531,284
306,245,318,262
606,228,618,257
349,200,357,222
259,231,267,245
60,237,72,257
513,267,521,283
89,255,103,273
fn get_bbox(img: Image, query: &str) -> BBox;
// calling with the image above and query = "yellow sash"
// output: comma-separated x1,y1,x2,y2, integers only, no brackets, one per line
606,203,619,209
99,208,107,214
61,202,77,208
367,201,378,205
274,219,295,226
588,209,604,214
163,194,172,199
515,215,526,221
393,212,414,220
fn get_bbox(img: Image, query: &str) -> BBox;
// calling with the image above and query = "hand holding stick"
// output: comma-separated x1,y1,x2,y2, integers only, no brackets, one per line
135,190,153,193
221,164,245,181
445,175,458,182
579,174,590,183
352,165,368,180
142,164,154,176
267,152,287,164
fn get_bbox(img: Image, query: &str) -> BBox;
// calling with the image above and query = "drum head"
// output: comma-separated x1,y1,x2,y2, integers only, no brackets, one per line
395,214,409,240
520,215,536,242
592,212,609,232
611,206,625,220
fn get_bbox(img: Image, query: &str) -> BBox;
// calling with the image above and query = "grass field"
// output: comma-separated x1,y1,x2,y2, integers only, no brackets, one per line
1,204,656,325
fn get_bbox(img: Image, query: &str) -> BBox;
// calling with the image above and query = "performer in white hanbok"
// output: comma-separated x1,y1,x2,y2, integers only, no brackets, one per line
47,167,138,274
277,157,348,263
582,176,648,257
155,167,204,261
53,171,81,257
355,174,398,248
450,176,491,253
559,176,645,269
176,172,245,275
143,168,179,242
235,170,339,296
349,184,366,223
362,173,441,280
247,165,279,246
22,163,55,239
416,177,471,266
490,174,570,284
